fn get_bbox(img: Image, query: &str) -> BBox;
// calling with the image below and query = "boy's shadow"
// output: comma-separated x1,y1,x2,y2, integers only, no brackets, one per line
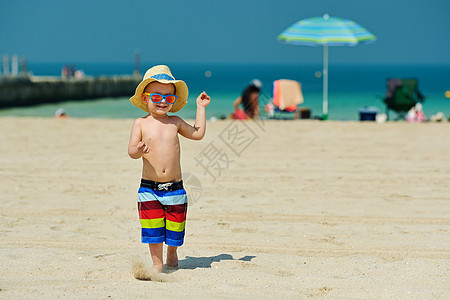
178,254,256,270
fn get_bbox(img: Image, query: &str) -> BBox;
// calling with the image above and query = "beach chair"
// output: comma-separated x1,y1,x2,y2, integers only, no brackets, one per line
383,78,425,120
265,79,305,119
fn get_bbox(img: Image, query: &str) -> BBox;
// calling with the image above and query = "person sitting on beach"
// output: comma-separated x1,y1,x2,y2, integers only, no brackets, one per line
54,108,68,118
230,79,262,119
128,65,211,273
406,103,426,122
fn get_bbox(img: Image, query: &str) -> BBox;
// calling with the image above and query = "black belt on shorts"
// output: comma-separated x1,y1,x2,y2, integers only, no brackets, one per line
140,178,184,191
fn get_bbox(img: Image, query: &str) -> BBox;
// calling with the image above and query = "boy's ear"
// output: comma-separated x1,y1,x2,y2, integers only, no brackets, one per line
142,94,148,105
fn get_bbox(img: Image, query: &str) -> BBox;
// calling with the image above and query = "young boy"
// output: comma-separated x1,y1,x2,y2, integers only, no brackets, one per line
128,65,211,273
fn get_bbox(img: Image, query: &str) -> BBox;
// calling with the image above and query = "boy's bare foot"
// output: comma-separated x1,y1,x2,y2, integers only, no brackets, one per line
152,263,164,273
166,246,178,268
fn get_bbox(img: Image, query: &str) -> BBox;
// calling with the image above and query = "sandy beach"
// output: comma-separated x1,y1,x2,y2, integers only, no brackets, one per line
0,117,449,299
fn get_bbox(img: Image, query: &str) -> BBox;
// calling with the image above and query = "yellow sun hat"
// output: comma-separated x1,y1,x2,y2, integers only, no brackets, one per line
129,65,188,113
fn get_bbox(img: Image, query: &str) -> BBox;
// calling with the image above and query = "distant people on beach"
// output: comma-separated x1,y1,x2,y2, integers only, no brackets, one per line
406,103,426,122
230,79,262,119
61,65,75,78
61,65,84,79
54,108,68,118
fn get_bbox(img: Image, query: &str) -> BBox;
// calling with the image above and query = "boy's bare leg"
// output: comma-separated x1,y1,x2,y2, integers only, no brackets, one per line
166,245,178,268
148,243,164,272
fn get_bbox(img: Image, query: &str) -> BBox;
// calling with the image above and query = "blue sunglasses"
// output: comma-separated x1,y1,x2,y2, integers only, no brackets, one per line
143,92,177,104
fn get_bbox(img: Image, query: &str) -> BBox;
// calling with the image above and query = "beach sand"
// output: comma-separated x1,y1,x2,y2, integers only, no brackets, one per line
0,117,449,299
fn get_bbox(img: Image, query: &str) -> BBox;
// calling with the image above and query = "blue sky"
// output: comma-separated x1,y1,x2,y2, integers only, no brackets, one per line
1,0,449,65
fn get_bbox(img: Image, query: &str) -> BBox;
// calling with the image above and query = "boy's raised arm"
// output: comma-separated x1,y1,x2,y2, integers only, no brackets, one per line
179,92,211,140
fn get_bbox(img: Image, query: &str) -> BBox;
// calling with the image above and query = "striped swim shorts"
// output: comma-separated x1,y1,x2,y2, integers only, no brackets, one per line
137,179,188,247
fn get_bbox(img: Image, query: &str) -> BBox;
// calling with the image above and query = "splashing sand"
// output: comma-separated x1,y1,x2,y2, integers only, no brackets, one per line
132,259,172,282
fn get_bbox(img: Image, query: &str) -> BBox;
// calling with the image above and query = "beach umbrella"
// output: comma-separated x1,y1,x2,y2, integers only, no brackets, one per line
277,14,376,120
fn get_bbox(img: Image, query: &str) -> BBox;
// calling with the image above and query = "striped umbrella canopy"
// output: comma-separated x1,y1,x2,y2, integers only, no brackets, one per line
278,14,376,120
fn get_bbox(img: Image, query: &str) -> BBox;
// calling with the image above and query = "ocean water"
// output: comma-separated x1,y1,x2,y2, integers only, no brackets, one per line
1,62,449,120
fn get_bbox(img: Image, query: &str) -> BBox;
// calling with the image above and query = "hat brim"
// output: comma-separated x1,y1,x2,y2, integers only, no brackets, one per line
130,78,188,113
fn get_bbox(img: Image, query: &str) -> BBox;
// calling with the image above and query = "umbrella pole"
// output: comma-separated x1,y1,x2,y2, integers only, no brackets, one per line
322,45,328,120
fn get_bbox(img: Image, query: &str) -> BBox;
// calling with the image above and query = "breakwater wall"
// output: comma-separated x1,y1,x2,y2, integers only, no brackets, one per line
0,75,140,108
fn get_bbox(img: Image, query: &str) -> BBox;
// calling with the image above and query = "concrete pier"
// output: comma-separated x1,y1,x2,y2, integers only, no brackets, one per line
0,75,140,108
0,55,140,109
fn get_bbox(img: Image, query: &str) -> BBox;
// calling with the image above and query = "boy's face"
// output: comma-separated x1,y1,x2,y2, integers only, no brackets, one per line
142,81,175,116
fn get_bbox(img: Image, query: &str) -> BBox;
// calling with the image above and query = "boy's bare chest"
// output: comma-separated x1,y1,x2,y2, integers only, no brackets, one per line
142,123,179,145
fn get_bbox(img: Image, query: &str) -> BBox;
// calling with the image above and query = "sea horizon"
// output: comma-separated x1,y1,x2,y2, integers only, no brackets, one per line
1,62,449,121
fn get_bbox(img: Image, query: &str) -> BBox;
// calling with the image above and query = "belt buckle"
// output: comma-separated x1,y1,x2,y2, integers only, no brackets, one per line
157,182,173,191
